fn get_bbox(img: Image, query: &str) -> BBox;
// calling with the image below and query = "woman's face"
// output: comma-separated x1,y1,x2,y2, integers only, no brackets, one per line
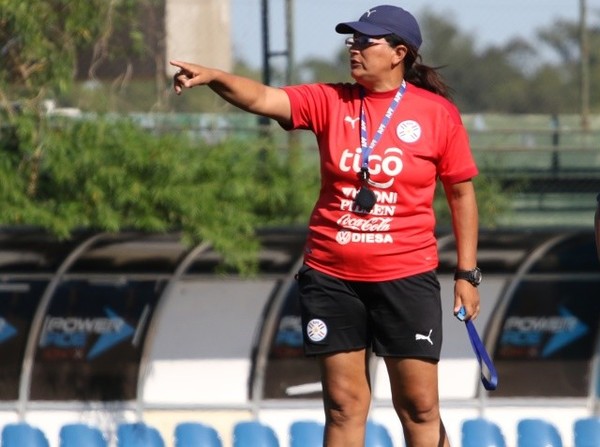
346,34,407,89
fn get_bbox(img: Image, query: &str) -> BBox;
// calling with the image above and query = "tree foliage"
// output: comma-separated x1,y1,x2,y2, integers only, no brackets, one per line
1,0,130,110
0,118,318,272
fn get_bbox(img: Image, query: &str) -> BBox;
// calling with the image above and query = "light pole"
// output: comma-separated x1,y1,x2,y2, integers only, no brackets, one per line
579,0,590,132
261,0,271,88
285,0,294,85
259,0,294,128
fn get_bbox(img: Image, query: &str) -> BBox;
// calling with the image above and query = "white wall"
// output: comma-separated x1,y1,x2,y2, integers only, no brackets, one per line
165,0,233,74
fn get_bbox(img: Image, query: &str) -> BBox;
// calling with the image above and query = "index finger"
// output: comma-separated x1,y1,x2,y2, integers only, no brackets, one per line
170,60,189,94
169,60,188,73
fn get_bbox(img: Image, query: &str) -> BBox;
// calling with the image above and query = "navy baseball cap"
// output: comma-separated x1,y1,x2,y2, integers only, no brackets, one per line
335,5,422,49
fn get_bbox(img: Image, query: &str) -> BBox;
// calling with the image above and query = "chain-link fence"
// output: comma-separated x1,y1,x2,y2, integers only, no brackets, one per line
127,112,600,228
463,114,600,227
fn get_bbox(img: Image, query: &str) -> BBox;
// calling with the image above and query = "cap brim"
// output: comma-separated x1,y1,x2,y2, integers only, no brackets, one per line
335,21,391,36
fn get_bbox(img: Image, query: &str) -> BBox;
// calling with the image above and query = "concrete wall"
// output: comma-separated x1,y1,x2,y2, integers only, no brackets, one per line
165,0,233,75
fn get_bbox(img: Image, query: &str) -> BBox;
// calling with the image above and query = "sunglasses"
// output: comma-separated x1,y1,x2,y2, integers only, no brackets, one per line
344,36,386,50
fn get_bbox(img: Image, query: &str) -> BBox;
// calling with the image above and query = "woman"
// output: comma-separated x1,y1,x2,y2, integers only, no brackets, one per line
172,4,480,446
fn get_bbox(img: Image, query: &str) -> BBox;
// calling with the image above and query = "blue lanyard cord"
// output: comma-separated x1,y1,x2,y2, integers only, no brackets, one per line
465,319,498,391
359,80,406,172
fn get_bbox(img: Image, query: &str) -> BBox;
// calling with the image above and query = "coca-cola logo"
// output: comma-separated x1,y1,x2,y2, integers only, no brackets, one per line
337,214,392,232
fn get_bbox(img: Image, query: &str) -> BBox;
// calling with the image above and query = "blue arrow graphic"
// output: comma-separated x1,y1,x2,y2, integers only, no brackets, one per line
87,308,134,360
0,318,17,343
542,306,588,357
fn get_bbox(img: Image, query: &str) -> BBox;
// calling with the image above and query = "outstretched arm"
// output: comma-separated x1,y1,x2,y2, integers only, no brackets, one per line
170,60,292,126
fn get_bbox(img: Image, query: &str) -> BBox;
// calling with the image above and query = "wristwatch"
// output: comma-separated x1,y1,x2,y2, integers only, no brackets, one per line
454,267,482,287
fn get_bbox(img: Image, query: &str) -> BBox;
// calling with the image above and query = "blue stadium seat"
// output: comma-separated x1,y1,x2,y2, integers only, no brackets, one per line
60,423,107,447
1,422,50,447
517,418,563,447
232,421,279,447
175,422,222,447
574,417,600,447
365,420,393,447
117,422,165,447
461,418,506,447
289,420,324,447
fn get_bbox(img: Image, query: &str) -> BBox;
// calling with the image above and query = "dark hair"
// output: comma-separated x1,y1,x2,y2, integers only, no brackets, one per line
385,35,453,100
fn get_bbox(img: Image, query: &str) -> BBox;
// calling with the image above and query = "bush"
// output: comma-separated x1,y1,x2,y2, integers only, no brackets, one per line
0,116,319,273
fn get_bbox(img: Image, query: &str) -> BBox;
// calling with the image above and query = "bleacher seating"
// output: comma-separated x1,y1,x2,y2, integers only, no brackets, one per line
289,420,324,447
59,423,108,447
461,417,506,447
5,415,600,447
1,422,50,447
116,422,165,447
517,418,563,447
574,417,600,447
174,421,223,447
365,420,393,447
232,420,279,447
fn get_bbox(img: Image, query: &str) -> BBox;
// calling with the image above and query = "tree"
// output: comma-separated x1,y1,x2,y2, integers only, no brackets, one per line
537,15,600,113
0,0,147,201
0,117,319,272
0,1,136,111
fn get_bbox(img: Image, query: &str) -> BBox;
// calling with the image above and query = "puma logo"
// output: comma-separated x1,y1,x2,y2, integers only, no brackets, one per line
344,116,359,129
415,329,433,345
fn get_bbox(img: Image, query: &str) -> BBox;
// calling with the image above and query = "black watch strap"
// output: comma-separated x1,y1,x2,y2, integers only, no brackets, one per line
454,267,482,287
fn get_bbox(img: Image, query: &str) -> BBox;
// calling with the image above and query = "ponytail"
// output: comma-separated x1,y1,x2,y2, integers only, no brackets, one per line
385,35,453,100
405,63,453,100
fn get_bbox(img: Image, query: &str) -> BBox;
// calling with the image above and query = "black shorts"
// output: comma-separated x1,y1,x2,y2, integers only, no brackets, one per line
296,265,442,360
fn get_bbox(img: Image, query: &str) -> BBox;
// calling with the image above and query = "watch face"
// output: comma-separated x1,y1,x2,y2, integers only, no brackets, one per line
472,269,482,285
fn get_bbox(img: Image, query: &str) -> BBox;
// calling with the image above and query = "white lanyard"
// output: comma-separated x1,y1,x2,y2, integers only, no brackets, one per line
359,80,406,177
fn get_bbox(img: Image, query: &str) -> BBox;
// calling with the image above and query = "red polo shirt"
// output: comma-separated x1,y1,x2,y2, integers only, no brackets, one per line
282,82,478,281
